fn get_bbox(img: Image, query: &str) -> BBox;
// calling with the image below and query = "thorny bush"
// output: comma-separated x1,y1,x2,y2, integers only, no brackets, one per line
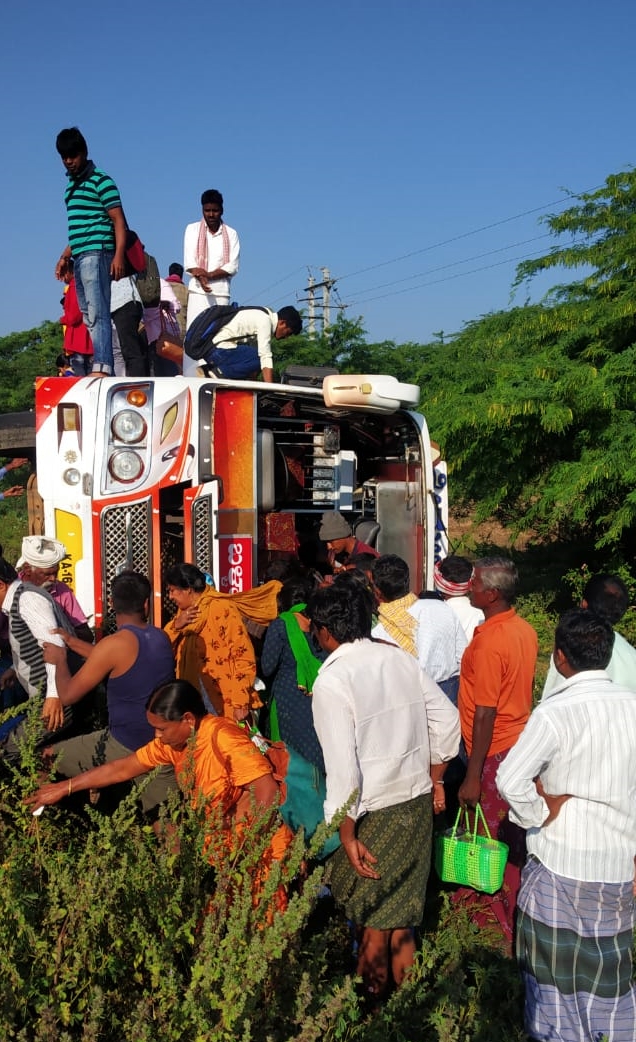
0,700,526,1041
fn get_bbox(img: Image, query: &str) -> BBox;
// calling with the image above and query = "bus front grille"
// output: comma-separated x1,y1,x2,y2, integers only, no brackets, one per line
192,496,214,574
100,500,153,630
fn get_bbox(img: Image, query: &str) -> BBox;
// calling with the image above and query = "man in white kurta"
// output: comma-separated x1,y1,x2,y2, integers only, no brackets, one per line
183,189,240,376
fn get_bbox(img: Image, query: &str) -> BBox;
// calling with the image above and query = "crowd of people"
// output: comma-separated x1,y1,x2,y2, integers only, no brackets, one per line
54,126,302,382
0,122,632,1040
1,513,635,1040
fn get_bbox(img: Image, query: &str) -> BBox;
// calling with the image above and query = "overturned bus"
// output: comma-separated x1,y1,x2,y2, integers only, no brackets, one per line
32,369,448,631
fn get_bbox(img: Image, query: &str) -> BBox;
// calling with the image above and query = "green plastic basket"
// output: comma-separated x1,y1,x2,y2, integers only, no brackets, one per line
434,803,509,895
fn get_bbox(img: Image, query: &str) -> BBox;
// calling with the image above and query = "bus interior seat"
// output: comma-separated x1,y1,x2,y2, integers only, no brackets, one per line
354,518,381,548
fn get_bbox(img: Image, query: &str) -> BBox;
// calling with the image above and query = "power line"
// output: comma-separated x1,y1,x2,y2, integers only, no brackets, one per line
334,186,601,283
267,240,570,337
268,233,573,312
346,247,555,307
266,184,602,314
342,232,557,299
248,265,307,300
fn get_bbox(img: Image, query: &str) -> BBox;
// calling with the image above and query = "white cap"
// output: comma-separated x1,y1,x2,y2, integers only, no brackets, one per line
17,536,68,569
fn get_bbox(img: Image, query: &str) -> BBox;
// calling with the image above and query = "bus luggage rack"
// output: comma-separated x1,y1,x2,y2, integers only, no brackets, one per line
260,420,355,511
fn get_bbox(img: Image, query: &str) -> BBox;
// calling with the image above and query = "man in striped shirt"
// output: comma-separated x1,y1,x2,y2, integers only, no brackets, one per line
55,127,126,375
497,608,636,1042
0,556,72,760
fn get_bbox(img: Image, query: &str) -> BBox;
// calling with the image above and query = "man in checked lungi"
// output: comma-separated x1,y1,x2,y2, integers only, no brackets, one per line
497,608,636,1042
308,581,460,1005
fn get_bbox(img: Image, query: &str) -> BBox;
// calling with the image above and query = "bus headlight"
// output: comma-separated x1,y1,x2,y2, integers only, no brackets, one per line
111,409,147,444
63,467,81,486
108,450,144,483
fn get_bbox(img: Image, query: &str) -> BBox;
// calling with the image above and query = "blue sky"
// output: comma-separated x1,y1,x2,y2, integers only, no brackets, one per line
2,0,634,347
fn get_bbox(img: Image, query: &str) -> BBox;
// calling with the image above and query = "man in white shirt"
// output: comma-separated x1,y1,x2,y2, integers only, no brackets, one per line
309,581,460,1005
497,608,636,1042
183,190,239,346
196,305,302,383
542,572,636,697
0,556,72,760
371,554,467,703
433,555,484,643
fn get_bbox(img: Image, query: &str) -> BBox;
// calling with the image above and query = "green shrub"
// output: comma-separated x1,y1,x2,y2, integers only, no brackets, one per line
0,703,330,1041
515,590,557,703
0,707,528,1041
0,487,29,564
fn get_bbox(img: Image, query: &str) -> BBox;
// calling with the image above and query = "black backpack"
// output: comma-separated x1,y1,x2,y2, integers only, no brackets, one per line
183,304,268,360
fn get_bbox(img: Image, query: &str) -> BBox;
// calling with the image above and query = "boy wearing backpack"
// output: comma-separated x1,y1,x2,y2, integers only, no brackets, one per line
184,304,302,381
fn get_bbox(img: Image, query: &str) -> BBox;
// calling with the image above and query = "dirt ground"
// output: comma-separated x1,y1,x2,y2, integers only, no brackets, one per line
447,510,537,554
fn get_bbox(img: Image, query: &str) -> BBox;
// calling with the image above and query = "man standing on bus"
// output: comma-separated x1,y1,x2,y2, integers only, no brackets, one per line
54,127,127,376
183,189,240,331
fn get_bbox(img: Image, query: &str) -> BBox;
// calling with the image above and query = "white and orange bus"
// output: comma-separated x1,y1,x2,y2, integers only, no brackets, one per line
33,369,448,631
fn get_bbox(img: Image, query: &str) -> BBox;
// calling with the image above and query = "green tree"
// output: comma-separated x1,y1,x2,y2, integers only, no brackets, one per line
273,313,368,375
0,321,62,413
424,169,636,553
273,313,430,384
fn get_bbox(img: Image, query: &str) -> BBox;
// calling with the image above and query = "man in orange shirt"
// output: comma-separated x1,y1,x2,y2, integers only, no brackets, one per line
457,556,538,947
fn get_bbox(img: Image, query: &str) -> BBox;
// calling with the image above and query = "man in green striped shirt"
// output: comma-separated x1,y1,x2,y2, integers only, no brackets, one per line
55,127,127,375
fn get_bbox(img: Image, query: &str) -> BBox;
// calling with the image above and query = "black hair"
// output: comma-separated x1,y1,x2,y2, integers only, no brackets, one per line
582,574,629,625
277,574,318,613
555,608,614,672
0,557,18,584
263,556,304,584
332,568,376,616
146,679,206,720
164,562,206,593
307,582,372,644
277,306,302,336
371,554,411,601
111,571,151,615
56,353,70,369
168,262,184,278
438,555,473,584
201,189,224,209
56,127,88,158
347,552,378,574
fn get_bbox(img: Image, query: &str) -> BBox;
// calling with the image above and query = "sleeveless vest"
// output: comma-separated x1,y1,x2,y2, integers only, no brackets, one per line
9,582,75,699
107,624,175,750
